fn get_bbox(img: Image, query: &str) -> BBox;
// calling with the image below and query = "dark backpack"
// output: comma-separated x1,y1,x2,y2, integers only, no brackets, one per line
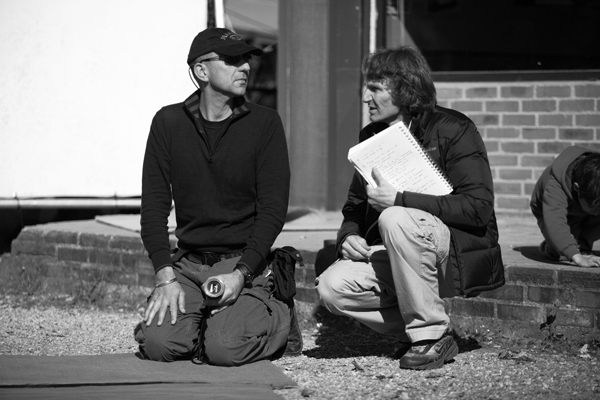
267,246,303,304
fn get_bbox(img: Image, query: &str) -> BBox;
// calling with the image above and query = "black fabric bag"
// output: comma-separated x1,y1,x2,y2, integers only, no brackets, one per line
267,246,303,303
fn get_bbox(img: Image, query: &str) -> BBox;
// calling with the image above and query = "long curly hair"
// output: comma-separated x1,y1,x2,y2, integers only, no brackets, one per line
362,46,436,129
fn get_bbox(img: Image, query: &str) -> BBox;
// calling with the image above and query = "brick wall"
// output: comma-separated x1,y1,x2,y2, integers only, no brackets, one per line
435,81,600,218
2,224,599,339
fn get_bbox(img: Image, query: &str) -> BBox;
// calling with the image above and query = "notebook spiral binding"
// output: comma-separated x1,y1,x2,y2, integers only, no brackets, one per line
399,122,453,191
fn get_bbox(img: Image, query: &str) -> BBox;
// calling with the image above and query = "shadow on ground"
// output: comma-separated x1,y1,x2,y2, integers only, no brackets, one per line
301,305,481,360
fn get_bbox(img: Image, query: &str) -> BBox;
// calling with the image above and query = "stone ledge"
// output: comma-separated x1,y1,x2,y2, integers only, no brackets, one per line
1,218,599,341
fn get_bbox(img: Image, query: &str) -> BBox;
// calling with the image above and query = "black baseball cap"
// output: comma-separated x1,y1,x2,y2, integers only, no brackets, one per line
187,27,263,65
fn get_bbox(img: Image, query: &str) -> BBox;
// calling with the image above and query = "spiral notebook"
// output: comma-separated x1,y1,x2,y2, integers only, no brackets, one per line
348,121,453,196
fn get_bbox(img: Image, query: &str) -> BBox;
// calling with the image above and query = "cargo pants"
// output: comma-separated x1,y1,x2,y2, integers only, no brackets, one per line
135,254,291,366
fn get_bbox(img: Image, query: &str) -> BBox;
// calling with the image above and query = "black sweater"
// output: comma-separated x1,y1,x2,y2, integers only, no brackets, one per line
141,91,290,274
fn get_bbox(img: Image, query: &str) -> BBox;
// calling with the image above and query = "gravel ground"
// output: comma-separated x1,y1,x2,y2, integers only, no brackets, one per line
1,293,599,400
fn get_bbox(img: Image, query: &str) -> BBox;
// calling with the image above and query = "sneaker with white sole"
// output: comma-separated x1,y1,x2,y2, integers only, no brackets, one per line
399,334,458,370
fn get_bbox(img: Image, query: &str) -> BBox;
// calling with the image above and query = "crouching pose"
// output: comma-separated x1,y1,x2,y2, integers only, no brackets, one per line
317,47,504,370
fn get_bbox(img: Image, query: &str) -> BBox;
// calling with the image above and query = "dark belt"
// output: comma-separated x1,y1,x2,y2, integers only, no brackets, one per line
185,251,242,267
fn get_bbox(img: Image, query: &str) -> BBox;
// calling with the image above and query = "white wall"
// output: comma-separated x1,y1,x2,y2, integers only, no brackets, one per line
0,0,206,198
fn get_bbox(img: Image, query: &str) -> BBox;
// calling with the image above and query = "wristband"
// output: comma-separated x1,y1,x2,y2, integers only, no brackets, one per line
234,264,254,285
155,277,177,288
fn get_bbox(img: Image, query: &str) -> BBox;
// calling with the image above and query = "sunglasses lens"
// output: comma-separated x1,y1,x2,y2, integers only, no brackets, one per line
222,54,251,65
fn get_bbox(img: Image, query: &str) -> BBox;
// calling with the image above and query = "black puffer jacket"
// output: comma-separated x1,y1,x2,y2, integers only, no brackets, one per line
337,106,504,297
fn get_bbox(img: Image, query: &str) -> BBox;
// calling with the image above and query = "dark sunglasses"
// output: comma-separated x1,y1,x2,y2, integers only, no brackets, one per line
199,53,252,66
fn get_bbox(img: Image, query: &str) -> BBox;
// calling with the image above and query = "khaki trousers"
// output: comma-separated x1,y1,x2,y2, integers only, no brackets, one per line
316,207,451,342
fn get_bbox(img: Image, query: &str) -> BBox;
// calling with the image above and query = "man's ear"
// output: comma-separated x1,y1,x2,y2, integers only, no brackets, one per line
193,63,209,83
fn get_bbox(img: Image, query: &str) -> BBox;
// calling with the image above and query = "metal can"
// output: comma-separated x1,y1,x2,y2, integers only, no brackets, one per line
204,277,225,298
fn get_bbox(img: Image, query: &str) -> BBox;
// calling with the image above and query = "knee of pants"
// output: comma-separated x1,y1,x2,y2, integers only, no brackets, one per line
135,321,197,362
378,207,412,236
316,265,349,312
203,334,264,367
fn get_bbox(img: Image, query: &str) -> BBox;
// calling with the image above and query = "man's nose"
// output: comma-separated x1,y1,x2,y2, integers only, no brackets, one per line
362,88,372,103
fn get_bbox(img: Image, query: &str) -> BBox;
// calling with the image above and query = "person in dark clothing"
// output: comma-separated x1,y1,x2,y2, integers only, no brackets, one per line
530,146,600,267
316,47,504,370
134,27,301,366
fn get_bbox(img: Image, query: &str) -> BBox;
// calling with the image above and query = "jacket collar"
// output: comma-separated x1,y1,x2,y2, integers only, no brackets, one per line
183,90,249,122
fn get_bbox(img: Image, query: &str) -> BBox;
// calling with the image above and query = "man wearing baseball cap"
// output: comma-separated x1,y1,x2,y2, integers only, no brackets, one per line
135,27,301,366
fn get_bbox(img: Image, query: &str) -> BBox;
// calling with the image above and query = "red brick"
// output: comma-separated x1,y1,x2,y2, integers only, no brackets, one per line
522,128,556,140
576,291,600,309
539,114,573,126
488,155,518,166
487,128,519,138
527,287,574,305
470,114,500,126
451,101,483,112
576,114,600,127
466,87,497,98
57,247,89,263
12,240,57,257
121,253,150,270
555,309,594,328
536,86,571,98
498,168,532,180
90,249,121,267
479,285,523,301
501,86,533,98
574,84,600,98
522,100,556,112
506,266,555,286
558,269,600,290
496,196,530,210
79,233,111,248
559,128,594,141
15,229,44,242
497,303,542,323
524,183,536,195
44,230,79,245
493,182,521,195
436,87,463,99
449,298,495,317
501,142,534,153
559,99,595,112
483,140,499,152
503,114,536,126
521,155,556,167
537,142,571,154
486,101,519,112
109,236,145,253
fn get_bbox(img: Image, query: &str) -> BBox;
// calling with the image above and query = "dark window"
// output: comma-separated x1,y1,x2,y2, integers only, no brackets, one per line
403,0,600,72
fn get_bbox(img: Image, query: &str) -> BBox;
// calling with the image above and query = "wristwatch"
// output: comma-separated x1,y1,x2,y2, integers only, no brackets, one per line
234,264,254,285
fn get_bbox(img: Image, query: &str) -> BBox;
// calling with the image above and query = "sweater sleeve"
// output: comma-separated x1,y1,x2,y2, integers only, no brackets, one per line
236,112,290,273
402,120,495,233
140,111,174,273
541,175,579,259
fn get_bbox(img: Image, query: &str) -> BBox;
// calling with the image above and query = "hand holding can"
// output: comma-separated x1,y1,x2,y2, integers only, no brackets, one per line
203,277,225,298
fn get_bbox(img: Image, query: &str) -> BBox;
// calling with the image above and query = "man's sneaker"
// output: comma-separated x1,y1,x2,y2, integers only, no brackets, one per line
283,303,303,356
399,334,458,370
393,341,412,359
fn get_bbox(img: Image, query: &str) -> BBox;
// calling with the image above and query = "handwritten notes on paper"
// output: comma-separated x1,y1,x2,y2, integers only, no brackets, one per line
348,122,453,196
